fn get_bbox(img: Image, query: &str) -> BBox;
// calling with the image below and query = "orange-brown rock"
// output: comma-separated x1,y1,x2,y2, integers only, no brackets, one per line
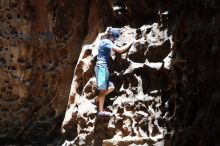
0,0,90,145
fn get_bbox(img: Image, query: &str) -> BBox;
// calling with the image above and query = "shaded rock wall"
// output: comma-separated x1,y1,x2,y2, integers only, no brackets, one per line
169,0,220,146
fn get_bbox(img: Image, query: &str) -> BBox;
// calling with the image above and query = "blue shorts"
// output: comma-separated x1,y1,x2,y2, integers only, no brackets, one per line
95,65,114,90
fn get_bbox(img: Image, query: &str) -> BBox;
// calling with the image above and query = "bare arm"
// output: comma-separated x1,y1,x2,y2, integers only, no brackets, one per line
112,41,134,54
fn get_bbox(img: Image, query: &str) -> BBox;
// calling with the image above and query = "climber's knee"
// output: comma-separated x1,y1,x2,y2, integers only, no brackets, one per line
109,82,114,90
99,90,108,97
108,86,114,92
98,82,114,96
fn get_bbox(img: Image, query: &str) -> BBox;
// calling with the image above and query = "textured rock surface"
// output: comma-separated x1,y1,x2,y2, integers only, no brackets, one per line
0,0,165,145
0,0,220,146
62,24,174,146
0,0,89,145
62,0,220,146
168,0,220,146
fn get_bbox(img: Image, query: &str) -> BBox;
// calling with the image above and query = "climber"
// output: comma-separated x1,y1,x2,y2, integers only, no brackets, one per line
95,27,134,116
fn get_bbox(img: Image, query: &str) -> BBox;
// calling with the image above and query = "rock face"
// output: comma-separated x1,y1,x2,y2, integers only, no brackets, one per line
62,25,174,146
0,0,89,145
0,0,220,146
62,0,220,146
168,1,220,146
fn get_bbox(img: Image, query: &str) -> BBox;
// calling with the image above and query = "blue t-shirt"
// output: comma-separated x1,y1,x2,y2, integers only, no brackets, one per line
96,39,113,66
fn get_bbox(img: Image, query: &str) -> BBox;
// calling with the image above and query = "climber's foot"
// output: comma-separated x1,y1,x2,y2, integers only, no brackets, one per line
98,110,113,116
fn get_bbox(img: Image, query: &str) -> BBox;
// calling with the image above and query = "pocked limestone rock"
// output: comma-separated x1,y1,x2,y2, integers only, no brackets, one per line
62,24,174,146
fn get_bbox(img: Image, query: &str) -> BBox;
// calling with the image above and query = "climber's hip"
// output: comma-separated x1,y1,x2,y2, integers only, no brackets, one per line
95,65,113,90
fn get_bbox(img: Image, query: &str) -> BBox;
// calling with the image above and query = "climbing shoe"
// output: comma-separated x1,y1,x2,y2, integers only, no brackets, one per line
98,110,113,116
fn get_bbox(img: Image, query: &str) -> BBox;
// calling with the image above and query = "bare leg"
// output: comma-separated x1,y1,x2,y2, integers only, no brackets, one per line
98,90,107,112
105,86,115,96
98,86,115,111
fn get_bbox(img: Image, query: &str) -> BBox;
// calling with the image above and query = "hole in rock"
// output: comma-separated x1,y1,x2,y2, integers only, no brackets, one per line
0,57,6,64
146,28,152,34
10,27,18,35
42,83,48,88
1,108,9,112
128,43,147,63
53,6,57,12
1,87,6,92
42,65,47,69
25,64,33,70
17,14,20,19
180,53,185,59
11,66,16,70
168,98,175,117
8,86,13,90
13,3,18,8
6,91,12,96
152,126,160,137
7,15,12,20
146,40,171,62
17,57,25,63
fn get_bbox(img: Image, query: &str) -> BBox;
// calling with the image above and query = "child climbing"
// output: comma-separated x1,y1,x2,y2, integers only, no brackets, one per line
95,28,134,116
